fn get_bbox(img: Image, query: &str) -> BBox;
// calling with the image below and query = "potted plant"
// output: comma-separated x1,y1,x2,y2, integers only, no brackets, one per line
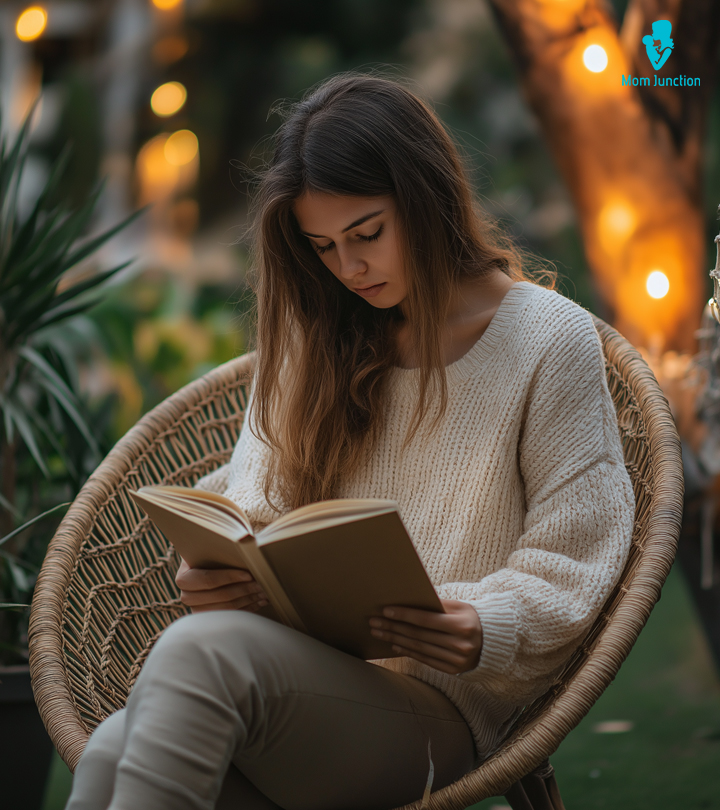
0,101,143,809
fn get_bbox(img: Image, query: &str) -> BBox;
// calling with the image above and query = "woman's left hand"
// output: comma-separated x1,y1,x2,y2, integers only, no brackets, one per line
369,599,483,675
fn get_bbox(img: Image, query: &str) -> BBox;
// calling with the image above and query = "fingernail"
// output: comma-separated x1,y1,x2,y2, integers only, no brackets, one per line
369,618,381,627
370,628,382,637
258,599,268,607
383,608,394,618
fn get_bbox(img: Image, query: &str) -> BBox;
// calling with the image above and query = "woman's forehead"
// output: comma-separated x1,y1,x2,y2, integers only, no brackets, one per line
293,192,394,235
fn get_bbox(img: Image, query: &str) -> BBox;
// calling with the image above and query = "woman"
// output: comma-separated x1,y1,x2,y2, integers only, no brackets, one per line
66,72,634,810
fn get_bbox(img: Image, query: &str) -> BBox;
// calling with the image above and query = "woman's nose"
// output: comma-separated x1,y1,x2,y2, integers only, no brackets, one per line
335,246,365,280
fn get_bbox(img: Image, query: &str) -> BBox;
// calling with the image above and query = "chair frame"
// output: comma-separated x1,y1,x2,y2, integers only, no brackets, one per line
28,316,684,809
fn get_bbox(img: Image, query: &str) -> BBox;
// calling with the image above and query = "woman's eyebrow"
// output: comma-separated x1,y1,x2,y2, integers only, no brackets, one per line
300,209,386,238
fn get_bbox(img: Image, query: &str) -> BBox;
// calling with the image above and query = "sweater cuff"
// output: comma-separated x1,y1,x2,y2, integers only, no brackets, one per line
461,592,518,680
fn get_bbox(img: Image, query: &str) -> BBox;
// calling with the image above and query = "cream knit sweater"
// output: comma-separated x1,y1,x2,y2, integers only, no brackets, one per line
195,280,635,759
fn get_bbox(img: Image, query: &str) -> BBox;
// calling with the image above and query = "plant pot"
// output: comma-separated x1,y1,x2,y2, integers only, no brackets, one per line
0,664,55,810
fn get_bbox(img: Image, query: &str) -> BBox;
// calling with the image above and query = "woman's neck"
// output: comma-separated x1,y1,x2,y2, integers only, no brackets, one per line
394,271,516,369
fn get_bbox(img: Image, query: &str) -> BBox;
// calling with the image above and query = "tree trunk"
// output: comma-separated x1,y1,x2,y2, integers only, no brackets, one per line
488,0,720,350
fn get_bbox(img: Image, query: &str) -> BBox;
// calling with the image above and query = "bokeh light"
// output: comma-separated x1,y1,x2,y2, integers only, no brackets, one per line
151,82,187,117
16,6,47,41
152,0,183,9
137,134,179,199
583,44,608,73
646,270,670,299
598,201,636,253
164,130,198,166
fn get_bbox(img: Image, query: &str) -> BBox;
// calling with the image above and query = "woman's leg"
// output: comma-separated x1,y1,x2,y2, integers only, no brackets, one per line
72,610,475,810
68,710,281,810
66,710,126,810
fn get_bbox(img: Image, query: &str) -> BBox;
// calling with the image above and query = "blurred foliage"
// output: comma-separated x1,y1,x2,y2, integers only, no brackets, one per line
0,101,142,663
86,271,252,441
43,72,104,211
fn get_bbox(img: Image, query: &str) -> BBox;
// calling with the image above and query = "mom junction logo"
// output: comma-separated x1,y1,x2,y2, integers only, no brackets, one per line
621,20,701,87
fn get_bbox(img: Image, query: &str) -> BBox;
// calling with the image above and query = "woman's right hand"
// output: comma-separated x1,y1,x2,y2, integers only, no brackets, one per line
175,558,269,613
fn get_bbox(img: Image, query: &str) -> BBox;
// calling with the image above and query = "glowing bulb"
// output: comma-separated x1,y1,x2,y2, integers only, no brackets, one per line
583,44,608,73
646,270,669,299
164,129,198,166
601,204,634,238
597,201,637,254
151,82,187,117
16,6,47,41
152,0,183,9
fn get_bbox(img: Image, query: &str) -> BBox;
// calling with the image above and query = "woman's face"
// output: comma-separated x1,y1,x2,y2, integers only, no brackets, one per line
292,192,408,310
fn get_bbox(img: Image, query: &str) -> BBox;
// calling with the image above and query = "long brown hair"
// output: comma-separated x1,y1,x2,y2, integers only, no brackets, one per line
241,71,552,513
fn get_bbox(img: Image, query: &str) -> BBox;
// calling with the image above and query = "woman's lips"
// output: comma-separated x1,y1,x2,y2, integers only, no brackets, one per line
355,282,386,298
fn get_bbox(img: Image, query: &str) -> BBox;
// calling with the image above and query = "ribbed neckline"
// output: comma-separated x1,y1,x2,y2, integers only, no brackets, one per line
389,281,537,389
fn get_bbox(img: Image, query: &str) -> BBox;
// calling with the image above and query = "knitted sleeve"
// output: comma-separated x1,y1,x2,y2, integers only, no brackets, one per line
435,312,635,703
194,375,285,531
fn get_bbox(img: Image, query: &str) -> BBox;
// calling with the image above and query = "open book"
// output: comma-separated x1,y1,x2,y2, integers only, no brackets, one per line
129,485,443,659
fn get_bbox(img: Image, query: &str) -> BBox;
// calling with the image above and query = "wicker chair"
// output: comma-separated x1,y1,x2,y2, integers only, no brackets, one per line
28,316,684,810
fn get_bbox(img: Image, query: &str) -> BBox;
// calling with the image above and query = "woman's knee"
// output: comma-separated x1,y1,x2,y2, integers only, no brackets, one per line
152,610,268,660
81,709,127,764
135,609,279,695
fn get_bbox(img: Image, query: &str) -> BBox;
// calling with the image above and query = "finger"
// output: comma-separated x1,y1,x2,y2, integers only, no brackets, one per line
181,588,268,609
373,627,469,667
370,620,464,652
371,615,480,653
176,566,254,591
390,644,466,675
382,603,482,638
180,581,265,607
381,605,462,631
180,581,261,606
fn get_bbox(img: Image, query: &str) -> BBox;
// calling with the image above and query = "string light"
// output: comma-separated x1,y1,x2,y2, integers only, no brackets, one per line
598,201,636,252
164,130,198,166
151,82,187,117
646,270,670,299
152,0,183,10
16,6,47,41
583,44,608,73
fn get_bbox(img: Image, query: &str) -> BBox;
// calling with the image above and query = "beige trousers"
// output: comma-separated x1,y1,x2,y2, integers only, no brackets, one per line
66,610,476,810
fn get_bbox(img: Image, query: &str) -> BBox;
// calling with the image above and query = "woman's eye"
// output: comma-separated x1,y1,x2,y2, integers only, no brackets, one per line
359,225,383,243
311,225,382,255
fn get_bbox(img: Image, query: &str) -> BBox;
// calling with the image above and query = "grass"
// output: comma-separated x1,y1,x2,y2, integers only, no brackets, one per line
43,751,73,810
42,563,720,810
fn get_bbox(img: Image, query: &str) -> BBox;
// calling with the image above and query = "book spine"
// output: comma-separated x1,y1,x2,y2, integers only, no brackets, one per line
239,540,308,634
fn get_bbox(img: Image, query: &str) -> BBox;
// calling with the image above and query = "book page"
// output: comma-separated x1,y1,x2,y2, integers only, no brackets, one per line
134,490,247,540
145,485,254,534
257,498,398,544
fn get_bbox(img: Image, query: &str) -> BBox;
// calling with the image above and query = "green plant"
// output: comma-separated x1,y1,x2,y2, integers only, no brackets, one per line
0,102,144,662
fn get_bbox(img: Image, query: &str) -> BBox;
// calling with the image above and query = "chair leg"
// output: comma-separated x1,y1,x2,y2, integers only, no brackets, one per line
503,760,566,810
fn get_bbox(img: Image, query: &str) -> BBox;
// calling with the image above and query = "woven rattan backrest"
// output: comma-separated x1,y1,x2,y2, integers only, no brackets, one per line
29,317,683,809
29,353,255,769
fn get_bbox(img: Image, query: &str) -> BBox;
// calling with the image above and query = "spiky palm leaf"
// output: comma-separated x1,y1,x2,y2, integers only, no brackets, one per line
0,100,145,480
